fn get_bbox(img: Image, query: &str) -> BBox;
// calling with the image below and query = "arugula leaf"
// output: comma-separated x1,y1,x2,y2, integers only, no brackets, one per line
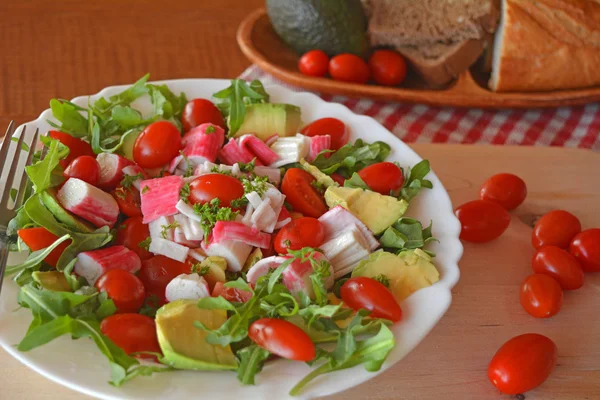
343,172,370,190
379,217,437,254
399,160,433,202
5,234,71,276
139,294,161,318
236,344,270,385
196,296,237,312
105,74,150,111
312,139,391,178
111,106,155,128
63,259,84,291
48,99,89,137
147,84,187,120
25,138,69,192
223,278,254,293
213,79,268,136
298,303,342,328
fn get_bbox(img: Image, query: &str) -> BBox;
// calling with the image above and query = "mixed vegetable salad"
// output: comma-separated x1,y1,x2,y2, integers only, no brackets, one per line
6,74,439,395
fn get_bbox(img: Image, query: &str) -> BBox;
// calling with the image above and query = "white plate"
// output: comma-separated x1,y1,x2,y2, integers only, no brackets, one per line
0,79,462,400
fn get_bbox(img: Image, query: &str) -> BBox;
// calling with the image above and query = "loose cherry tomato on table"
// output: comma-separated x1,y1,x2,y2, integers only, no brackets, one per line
329,54,370,84
133,121,181,168
63,155,100,186
115,216,153,260
488,333,557,395
357,162,404,195
569,228,600,272
532,210,581,250
274,217,325,254
340,277,402,322
212,281,253,303
139,255,192,305
455,200,511,243
100,314,162,360
480,173,527,210
188,173,244,208
368,50,407,86
249,318,316,361
181,99,225,132
17,227,71,268
95,269,145,313
520,274,563,318
532,246,584,290
300,118,349,150
281,168,328,218
298,50,329,77
48,130,95,168
112,186,142,217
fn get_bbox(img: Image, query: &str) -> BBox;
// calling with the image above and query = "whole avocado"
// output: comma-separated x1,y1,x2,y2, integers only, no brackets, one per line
266,0,369,57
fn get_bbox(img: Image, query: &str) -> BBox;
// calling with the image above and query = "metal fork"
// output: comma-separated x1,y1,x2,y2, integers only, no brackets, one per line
0,122,40,295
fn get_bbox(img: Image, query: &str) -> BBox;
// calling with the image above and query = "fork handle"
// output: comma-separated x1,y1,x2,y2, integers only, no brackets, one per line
0,232,10,297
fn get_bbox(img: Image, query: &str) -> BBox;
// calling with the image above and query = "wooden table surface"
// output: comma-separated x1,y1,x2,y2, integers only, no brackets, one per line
1,1,600,399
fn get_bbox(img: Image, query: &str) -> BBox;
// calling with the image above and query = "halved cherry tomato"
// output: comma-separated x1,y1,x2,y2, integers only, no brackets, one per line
488,333,557,395
480,173,527,210
532,210,581,250
340,277,402,322
188,173,244,208
281,168,327,218
301,118,349,150
181,98,226,132
115,216,152,260
112,186,142,217
329,54,370,84
95,269,145,313
63,155,100,186
569,228,600,272
48,130,95,168
274,217,325,254
520,274,563,318
357,162,404,195
17,227,71,268
100,314,162,360
133,121,182,168
455,200,511,243
212,281,253,303
368,50,407,86
298,50,329,77
139,255,191,305
532,246,584,290
331,172,346,186
249,318,316,361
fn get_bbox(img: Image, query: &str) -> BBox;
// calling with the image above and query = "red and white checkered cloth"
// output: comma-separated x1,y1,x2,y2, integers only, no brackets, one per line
240,65,600,151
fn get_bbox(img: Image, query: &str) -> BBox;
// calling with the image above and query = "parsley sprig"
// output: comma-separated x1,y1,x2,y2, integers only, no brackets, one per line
192,198,239,239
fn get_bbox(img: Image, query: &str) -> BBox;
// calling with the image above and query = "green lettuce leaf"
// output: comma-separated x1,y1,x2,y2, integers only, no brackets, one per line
25,138,69,193
312,139,391,178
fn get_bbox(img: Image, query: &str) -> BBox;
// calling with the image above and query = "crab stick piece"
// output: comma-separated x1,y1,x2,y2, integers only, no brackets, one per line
74,245,141,286
57,178,119,228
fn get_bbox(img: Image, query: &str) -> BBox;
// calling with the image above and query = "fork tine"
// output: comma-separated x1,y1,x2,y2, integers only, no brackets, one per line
0,121,16,174
14,128,40,208
0,125,26,209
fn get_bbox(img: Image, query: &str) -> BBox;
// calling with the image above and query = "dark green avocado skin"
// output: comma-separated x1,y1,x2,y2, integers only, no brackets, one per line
266,0,368,57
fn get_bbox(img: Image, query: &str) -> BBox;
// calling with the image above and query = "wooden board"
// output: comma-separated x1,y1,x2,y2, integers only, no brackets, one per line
1,144,599,400
237,9,600,109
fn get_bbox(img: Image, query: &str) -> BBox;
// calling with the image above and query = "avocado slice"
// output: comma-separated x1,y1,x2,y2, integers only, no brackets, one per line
120,129,143,162
199,256,227,289
300,159,337,188
233,103,302,141
32,271,72,292
266,0,369,57
40,189,95,233
324,186,408,235
352,249,439,303
156,299,237,370
243,248,263,271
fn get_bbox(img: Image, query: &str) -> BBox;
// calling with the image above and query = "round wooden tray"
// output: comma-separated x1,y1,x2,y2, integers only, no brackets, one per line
237,8,600,109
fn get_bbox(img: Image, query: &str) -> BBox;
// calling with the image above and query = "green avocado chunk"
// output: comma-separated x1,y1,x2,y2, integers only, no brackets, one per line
233,103,302,141
156,299,237,371
40,189,94,233
120,129,143,162
352,249,440,303
324,186,408,235
32,271,72,292
300,159,337,188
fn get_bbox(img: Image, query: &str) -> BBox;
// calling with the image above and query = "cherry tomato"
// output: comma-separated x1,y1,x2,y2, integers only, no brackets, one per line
139,255,191,305
569,228,600,272
301,118,349,151
520,274,563,318
480,173,527,210
188,173,244,208
115,216,152,261
274,217,325,254
95,269,145,313
340,277,402,322
133,121,182,168
488,333,557,395
532,246,584,290
281,168,327,218
532,210,581,250
63,156,100,186
181,98,225,132
368,50,407,86
100,314,162,360
298,50,329,77
48,130,95,168
112,186,142,217
212,281,253,303
249,318,316,361
331,173,346,186
329,54,370,84
455,200,511,243
17,227,71,268
357,162,404,195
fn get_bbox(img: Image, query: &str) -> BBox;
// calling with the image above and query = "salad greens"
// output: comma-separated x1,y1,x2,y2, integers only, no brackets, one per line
312,139,391,178
379,217,438,257
213,79,269,136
